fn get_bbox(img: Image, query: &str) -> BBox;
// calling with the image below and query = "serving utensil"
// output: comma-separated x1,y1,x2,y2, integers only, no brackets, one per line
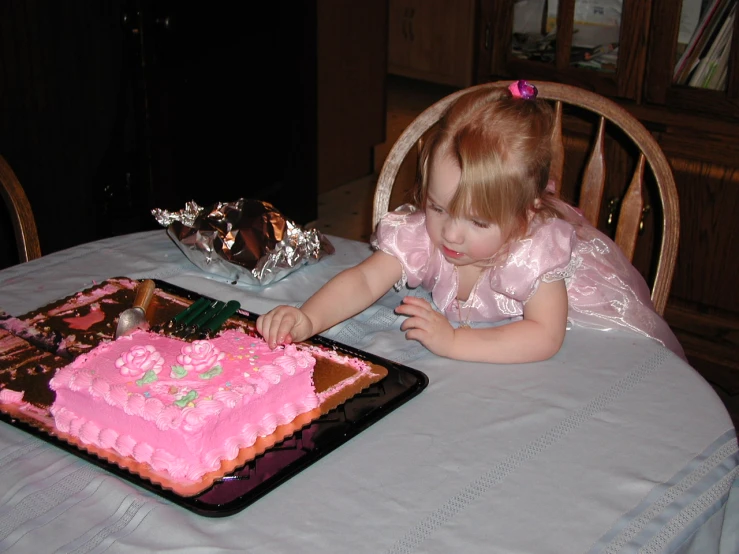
178,300,225,338
114,279,156,338
155,297,242,339
201,300,241,336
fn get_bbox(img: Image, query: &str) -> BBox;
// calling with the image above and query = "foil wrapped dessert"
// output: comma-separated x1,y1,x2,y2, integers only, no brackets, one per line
152,199,334,286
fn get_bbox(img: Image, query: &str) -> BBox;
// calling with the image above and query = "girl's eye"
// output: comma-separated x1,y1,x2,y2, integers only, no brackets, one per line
472,219,490,229
429,204,444,214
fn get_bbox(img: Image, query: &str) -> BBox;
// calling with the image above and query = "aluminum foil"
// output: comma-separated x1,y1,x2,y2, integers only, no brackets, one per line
152,199,334,286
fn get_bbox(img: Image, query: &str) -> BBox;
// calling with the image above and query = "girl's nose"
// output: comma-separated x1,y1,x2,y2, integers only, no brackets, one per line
442,218,463,244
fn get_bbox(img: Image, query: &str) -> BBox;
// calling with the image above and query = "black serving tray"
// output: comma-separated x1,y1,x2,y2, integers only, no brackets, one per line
0,279,428,517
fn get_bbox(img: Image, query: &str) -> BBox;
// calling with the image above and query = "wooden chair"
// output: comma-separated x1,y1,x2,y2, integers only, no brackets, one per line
373,81,680,316
0,155,42,263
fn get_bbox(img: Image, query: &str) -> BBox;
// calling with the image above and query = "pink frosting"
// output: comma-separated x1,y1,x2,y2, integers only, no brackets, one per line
0,388,24,405
49,329,327,482
45,281,136,318
176,340,225,373
116,344,165,377
62,303,106,330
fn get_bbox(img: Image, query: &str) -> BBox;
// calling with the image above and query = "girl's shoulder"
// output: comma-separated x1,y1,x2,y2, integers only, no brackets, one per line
379,204,423,222
518,216,576,253
373,205,426,239
489,217,578,301
372,205,431,252
499,216,575,267
372,205,438,288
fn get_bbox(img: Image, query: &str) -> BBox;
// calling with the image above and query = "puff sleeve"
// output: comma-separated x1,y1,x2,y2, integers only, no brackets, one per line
489,218,577,303
371,207,436,289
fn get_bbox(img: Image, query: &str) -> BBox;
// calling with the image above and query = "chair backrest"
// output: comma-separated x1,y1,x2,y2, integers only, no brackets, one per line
373,81,680,316
0,155,41,263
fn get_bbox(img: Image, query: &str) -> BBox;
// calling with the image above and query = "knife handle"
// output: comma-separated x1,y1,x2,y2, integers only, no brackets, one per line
173,296,210,326
188,300,225,331
133,279,156,312
203,300,241,334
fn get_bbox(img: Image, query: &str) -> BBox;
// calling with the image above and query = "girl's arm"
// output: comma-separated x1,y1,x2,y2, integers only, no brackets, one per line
257,250,403,348
398,279,569,363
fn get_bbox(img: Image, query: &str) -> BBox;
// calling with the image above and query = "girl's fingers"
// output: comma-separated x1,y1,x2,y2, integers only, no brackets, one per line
397,306,435,326
400,296,431,308
397,297,432,314
276,317,296,346
257,307,299,348
399,311,435,333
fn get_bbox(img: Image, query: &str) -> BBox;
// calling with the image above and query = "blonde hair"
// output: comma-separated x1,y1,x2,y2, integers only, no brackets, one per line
416,85,567,243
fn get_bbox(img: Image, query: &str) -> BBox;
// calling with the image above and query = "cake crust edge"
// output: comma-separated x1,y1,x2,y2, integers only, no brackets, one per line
2,358,388,497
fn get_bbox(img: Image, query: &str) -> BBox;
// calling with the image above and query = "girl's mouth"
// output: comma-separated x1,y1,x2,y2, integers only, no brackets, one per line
441,245,464,259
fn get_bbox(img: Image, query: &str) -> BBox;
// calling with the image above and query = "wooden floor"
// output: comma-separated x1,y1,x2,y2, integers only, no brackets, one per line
313,75,739,429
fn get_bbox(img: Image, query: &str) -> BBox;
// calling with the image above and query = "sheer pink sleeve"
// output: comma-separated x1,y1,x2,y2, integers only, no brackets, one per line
371,207,434,288
489,219,577,303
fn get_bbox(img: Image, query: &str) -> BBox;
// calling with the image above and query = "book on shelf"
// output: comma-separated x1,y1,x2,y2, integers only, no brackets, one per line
687,3,736,89
673,0,735,86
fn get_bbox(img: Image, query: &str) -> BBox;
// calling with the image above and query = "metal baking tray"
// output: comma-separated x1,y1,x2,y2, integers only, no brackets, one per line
0,280,429,517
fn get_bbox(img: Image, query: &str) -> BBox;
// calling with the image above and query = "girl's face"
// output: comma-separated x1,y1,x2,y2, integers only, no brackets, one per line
424,154,507,267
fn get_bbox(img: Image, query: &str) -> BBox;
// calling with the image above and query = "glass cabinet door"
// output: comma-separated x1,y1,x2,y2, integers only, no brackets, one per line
481,0,649,100
511,0,621,72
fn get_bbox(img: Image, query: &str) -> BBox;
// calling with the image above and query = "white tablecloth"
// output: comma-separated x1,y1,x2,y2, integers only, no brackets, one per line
0,230,736,554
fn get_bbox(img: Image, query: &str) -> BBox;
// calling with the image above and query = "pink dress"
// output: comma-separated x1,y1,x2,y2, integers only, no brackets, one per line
372,204,685,358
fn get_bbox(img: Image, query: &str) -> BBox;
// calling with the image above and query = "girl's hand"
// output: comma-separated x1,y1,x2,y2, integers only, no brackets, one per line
256,306,314,349
395,296,456,357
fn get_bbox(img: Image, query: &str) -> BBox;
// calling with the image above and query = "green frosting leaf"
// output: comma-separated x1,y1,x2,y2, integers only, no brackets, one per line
199,365,223,380
135,369,159,387
170,365,187,379
174,390,198,407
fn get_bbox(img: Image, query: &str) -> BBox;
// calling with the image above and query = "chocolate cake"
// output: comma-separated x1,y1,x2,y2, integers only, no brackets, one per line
18,278,192,359
0,328,68,410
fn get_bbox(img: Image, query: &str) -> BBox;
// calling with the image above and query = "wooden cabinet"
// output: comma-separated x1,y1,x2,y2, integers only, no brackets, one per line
316,1,388,194
0,0,387,268
138,0,387,214
387,0,477,88
473,0,739,389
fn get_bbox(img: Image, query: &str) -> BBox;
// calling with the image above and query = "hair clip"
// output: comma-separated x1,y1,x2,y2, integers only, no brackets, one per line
508,80,538,100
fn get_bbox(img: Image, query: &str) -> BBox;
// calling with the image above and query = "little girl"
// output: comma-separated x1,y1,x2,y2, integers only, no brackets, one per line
257,81,684,363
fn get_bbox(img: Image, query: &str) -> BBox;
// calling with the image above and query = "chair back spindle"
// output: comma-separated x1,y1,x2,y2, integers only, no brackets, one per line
578,116,607,227
549,100,564,196
614,155,647,262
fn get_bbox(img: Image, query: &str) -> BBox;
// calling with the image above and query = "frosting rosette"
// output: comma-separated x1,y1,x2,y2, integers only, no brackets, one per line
116,345,164,378
177,340,226,373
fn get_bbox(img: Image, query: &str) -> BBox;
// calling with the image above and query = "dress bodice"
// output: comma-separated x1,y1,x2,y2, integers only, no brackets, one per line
372,204,685,358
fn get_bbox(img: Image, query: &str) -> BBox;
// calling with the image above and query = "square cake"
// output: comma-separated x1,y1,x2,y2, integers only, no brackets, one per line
0,278,388,495
49,329,324,482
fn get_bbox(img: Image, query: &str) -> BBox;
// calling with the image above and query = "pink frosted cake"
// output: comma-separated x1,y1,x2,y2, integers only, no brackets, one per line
49,329,323,483
3,278,387,494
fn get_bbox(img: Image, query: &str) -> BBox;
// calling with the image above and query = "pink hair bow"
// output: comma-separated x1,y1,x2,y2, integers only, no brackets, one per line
508,80,538,100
